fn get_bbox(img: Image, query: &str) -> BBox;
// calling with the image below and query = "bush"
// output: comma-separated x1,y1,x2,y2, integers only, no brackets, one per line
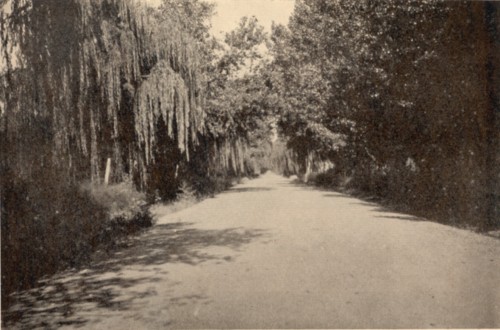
83,181,153,239
1,172,107,306
83,181,150,224
1,174,152,308
150,181,200,216
312,168,341,188
187,173,235,197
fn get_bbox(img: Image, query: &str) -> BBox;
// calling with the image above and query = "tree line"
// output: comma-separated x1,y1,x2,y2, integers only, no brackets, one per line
264,0,499,230
1,0,272,199
0,0,272,304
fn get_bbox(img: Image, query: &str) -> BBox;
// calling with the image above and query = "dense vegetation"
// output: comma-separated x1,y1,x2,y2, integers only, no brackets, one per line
0,0,273,304
1,0,498,310
265,0,499,230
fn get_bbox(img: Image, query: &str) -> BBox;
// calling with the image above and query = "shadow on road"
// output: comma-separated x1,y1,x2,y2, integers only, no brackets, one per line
322,192,426,222
373,214,423,221
3,223,267,329
223,187,274,193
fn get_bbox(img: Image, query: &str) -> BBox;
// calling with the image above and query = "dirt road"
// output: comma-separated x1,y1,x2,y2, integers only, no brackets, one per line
3,172,500,329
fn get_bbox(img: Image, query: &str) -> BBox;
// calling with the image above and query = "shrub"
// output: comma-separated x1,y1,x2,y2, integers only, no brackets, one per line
81,181,153,247
83,181,150,225
1,175,152,308
187,173,235,197
312,168,341,188
1,172,107,306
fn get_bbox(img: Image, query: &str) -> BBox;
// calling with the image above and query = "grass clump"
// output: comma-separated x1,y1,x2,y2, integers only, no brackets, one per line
83,181,152,233
150,181,200,217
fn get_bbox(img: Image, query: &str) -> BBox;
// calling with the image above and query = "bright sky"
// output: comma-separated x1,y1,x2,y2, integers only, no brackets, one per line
142,0,295,38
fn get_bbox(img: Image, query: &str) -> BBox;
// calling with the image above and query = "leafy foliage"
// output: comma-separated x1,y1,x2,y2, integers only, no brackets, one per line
270,0,499,229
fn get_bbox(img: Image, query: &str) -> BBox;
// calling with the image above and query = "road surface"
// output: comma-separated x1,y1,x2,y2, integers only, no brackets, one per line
3,172,500,329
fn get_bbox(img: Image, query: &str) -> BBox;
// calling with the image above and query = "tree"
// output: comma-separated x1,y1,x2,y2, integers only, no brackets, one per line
269,0,499,229
198,16,274,178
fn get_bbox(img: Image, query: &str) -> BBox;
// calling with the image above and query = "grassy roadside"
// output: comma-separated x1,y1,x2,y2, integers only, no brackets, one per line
304,169,500,236
150,176,249,222
1,178,152,309
1,174,249,310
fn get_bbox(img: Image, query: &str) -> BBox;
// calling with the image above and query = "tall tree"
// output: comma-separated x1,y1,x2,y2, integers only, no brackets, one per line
270,0,499,229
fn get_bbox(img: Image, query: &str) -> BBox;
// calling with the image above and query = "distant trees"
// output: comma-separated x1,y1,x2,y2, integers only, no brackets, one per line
196,15,276,180
269,0,499,230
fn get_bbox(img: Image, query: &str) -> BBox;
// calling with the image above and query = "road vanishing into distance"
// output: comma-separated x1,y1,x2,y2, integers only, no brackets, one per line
4,172,500,329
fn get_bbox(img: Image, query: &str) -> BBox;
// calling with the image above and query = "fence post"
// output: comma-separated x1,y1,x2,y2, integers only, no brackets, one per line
104,158,111,185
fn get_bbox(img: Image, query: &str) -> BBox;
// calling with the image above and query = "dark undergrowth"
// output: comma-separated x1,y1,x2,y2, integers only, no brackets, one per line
308,168,500,233
1,171,153,310
1,168,254,312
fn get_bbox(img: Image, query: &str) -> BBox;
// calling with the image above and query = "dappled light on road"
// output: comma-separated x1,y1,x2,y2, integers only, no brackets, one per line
3,173,499,329
3,223,267,329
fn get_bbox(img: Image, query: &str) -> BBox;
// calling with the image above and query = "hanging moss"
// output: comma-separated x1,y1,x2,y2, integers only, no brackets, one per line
1,0,206,191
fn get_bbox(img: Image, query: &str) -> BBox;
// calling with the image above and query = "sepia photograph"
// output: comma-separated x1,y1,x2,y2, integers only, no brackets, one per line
0,0,499,328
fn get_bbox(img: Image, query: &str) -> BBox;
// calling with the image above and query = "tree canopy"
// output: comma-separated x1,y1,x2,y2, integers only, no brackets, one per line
266,0,499,229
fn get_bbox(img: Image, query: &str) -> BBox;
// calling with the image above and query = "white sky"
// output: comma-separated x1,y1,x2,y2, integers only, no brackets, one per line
142,0,295,38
